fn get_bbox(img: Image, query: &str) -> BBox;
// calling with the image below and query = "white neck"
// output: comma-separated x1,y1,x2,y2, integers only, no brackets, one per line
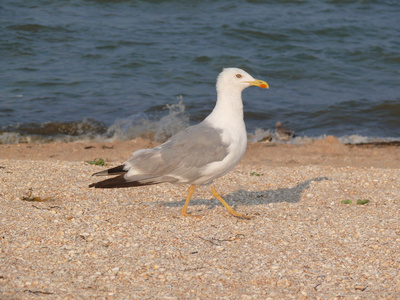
205,88,245,128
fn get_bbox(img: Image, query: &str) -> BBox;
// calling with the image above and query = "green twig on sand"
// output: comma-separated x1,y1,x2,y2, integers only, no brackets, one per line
356,199,370,205
86,158,105,166
250,171,263,176
341,199,370,205
341,199,352,204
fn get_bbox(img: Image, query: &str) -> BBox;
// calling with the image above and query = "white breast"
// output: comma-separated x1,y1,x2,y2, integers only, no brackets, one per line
195,119,247,185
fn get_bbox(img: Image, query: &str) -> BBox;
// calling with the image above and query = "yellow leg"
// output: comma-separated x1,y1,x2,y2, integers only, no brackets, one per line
211,185,251,219
181,185,202,218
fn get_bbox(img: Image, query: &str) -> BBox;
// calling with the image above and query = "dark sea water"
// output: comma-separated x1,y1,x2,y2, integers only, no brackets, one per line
1,0,400,144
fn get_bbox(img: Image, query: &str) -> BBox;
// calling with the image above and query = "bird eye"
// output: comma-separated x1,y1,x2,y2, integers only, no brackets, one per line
236,74,242,78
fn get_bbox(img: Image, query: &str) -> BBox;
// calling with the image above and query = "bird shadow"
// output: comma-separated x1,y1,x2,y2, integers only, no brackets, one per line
161,177,329,210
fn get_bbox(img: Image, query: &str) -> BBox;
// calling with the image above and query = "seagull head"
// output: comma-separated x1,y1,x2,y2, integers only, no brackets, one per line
216,68,269,94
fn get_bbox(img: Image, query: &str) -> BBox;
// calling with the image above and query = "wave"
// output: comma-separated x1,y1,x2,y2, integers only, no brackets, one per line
0,100,189,144
1,97,399,146
248,128,400,145
105,99,189,142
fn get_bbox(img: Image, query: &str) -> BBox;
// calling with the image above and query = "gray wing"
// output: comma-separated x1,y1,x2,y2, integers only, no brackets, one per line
124,121,229,184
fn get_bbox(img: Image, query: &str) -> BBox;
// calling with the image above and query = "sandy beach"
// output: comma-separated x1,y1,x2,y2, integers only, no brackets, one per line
1,136,399,299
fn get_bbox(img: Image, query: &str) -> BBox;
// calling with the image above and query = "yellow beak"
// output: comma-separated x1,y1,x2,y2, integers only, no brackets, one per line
247,79,269,89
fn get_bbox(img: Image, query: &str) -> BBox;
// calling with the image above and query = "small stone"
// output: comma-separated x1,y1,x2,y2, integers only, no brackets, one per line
111,267,120,275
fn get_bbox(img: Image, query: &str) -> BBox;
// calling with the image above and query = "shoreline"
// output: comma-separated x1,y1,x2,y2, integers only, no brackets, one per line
1,135,399,168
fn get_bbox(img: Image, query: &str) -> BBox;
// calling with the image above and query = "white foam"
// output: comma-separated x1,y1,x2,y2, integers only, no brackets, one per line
248,129,400,146
338,135,400,145
1,99,398,146
106,98,189,142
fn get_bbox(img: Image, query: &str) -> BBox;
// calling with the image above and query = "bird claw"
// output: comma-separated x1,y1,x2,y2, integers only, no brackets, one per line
228,209,251,219
181,209,202,219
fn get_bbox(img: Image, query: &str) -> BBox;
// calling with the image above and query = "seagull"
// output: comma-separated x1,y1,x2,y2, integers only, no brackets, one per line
89,68,269,219
275,121,295,141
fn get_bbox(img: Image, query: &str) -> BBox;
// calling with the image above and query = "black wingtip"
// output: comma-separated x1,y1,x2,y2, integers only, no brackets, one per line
89,175,156,189
91,165,126,177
